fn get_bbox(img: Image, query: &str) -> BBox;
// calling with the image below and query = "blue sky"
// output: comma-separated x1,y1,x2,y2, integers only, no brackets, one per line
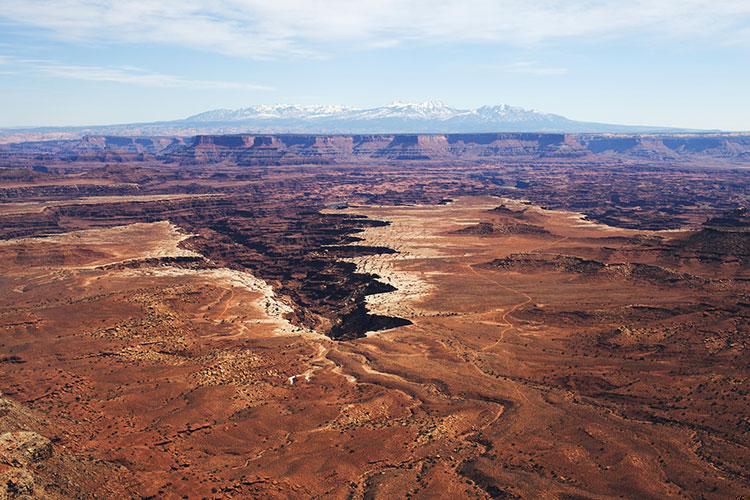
1,0,749,130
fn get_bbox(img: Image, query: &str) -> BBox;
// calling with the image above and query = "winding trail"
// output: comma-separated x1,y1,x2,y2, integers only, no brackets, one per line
464,263,532,353
470,234,570,352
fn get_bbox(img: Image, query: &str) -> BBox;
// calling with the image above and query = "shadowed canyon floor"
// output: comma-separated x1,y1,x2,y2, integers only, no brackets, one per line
1,138,749,498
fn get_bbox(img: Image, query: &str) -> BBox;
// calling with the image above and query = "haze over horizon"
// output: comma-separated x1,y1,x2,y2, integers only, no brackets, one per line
1,1,750,130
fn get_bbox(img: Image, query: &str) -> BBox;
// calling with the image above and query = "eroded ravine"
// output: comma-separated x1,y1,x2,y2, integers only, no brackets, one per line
318,196,750,498
2,194,749,498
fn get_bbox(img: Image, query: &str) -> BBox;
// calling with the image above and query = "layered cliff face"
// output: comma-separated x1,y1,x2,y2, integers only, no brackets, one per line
165,133,581,164
2,133,750,166
0,136,187,163
154,133,750,165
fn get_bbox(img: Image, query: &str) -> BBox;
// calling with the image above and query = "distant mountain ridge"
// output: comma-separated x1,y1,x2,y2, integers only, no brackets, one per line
186,101,533,122
182,101,686,134
0,101,713,144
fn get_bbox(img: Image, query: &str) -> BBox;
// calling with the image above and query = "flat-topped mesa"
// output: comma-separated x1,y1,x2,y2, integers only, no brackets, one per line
157,133,750,165
133,132,750,162
191,134,252,148
2,133,750,166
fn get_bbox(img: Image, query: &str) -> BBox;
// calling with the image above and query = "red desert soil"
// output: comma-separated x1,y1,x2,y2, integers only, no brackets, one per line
1,195,748,498
1,134,750,497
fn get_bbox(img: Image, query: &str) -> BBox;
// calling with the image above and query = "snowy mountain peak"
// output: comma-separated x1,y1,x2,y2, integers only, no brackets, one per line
188,104,355,122
385,99,450,109
179,102,680,133
356,100,461,120
188,101,478,122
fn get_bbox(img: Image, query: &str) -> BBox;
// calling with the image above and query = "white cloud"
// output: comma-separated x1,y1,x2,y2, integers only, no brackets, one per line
5,57,273,90
1,1,750,59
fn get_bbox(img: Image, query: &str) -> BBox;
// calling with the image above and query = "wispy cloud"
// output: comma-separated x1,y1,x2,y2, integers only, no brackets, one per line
2,56,273,90
34,62,274,90
1,1,750,59
502,61,568,77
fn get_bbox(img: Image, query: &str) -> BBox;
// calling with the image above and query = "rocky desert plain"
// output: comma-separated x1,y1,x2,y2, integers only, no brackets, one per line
0,132,749,498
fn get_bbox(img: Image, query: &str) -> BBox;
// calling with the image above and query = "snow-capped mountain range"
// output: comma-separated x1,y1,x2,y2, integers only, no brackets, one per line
182,101,621,133
177,101,687,133
188,101,556,123
0,101,700,142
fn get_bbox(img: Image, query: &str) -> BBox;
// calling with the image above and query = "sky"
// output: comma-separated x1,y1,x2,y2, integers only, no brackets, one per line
0,0,749,130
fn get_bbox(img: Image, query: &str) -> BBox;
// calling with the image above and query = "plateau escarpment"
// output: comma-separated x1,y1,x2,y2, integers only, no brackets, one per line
3,133,750,166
